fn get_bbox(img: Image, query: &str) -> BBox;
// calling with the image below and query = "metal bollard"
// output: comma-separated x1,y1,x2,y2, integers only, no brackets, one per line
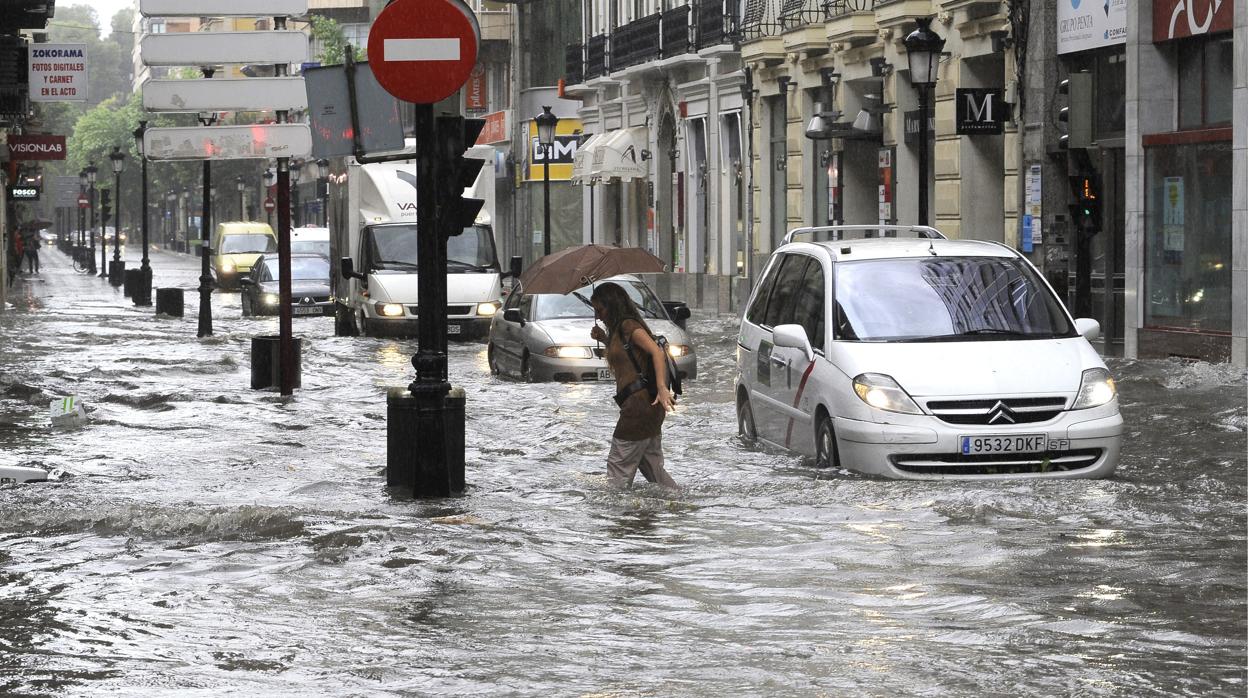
250,335,302,390
155,287,184,317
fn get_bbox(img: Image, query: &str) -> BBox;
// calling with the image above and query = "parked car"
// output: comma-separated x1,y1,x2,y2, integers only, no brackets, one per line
488,274,696,382
291,225,330,258
735,225,1122,480
239,253,333,317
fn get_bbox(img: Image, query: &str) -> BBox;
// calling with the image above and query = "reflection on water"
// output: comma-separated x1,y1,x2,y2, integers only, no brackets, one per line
0,251,1245,696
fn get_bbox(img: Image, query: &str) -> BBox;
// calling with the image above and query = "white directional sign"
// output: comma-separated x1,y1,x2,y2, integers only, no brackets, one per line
143,124,312,161
140,0,306,16
141,31,308,67
143,77,308,112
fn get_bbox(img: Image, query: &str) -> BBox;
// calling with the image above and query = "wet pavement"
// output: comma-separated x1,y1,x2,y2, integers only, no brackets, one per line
1,244,1245,696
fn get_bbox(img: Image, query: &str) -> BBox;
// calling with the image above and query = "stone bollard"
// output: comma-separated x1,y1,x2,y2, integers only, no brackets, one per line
155,287,184,317
250,335,302,390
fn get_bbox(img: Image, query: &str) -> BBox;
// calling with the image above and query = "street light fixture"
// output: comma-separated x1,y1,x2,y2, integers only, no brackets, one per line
289,159,303,227
132,120,152,305
108,145,127,286
316,157,329,227
535,105,558,256
85,162,98,275
263,166,277,227
77,168,88,251
902,16,944,227
236,176,246,221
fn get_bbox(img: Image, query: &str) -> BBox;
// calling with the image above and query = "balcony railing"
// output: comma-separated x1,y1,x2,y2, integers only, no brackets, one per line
741,0,784,41
824,0,875,18
585,33,608,79
780,0,824,28
566,43,584,85
695,0,739,48
613,13,662,70
661,6,692,59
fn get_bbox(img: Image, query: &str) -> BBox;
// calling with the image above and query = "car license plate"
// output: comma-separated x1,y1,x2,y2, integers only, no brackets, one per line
293,306,320,316
447,324,461,335
960,434,1046,455
596,368,612,381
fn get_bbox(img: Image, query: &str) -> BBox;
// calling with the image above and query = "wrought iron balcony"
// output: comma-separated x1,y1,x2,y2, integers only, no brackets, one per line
613,13,662,70
695,0,739,49
566,43,584,85
780,0,824,28
661,6,693,59
740,0,784,41
824,0,875,18
586,34,609,79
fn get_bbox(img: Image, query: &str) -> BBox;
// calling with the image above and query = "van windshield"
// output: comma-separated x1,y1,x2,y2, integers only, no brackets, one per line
366,223,498,271
834,256,1074,342
291,240,330,257
220,234,276,254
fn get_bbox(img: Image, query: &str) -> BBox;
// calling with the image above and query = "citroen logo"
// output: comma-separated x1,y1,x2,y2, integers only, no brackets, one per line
987,401,1016,424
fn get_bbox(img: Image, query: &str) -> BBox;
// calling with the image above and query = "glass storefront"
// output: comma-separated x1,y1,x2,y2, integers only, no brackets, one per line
1143,142,1233,332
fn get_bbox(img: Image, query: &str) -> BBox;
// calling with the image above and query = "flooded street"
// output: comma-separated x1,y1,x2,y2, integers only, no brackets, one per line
1,247,1245,696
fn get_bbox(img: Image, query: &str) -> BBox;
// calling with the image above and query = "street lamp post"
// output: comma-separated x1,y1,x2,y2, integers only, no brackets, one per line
132,121,152,305
263,167,277,228
77,169,87,253
535,105,558,256
316,157,329,227
108,145,127,286
85,162,97,275
902,17,944,228
290,159,303,227
236,176,246,221
197,111,218,338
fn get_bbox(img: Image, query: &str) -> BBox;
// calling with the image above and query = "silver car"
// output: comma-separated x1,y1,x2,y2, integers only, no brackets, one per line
487,275,697,382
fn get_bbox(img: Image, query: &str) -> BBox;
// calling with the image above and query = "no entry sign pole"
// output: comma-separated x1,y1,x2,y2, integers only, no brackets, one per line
369,0,480,497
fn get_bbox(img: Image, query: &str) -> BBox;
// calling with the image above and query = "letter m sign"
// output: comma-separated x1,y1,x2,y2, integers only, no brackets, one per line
955,88,1006,136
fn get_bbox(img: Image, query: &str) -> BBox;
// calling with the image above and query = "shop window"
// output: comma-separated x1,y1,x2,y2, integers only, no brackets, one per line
1177,36,1233,129
1143,142,1232,332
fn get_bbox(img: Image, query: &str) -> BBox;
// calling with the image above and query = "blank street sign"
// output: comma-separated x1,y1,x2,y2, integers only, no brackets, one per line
144,77,308,112
141,31,308,67
140,0,306,16
143,124,312,161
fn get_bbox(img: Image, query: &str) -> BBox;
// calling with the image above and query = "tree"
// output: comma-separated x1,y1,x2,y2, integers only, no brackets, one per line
309,15,366,65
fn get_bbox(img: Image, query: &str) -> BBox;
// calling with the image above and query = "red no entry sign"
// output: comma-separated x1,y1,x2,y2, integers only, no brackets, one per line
77,193,88,208
263,197,276,213
367,0,480,105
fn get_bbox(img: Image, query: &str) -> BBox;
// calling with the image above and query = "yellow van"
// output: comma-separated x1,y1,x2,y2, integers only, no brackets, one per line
212,221,277,289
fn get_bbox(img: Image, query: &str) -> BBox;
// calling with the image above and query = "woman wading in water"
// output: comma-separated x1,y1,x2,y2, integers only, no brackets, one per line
588,282,678,489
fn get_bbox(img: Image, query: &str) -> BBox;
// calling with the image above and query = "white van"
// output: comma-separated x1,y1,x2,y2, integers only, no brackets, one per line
290,226,330,258
735,225,1122,480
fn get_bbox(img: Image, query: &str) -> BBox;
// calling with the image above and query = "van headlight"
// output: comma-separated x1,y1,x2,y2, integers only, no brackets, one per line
1073,367,1117,409
375,302,405,317
261,293,279,305
544,345,593,359
476,302,501,317
221,261,235,273
852,373,923,415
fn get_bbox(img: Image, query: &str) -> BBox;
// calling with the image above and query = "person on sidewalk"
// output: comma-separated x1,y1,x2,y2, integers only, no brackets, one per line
589,282,679,490
23,230,40,274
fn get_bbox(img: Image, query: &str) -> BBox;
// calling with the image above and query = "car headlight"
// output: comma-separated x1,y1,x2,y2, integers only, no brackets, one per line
476,302,500,317
667,344,691,358
852,373,923,415
375,302,405,317
1073,367,1117,409
221,261,235,273
261,293,279,305
543,345,594,359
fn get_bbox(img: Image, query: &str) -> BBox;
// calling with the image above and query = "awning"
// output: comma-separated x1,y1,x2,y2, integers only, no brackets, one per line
594,127,648,181
571,132,607,183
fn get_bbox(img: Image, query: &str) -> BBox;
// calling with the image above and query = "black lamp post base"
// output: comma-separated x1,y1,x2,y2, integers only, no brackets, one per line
386,386,466,497
133,266,153,307
109,260,125,287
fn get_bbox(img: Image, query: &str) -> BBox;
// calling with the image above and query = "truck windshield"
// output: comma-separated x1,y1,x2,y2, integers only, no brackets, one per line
366,224,498,271
834,256,1074,342
220,234,276,254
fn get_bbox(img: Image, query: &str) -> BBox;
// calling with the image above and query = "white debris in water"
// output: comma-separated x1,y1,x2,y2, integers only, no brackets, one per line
49,395,87,430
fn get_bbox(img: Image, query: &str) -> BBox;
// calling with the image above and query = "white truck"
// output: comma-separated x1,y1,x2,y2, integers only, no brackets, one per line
333,145,514,338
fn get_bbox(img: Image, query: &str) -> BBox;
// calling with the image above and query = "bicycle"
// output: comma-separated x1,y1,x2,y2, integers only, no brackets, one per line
71,245,92,274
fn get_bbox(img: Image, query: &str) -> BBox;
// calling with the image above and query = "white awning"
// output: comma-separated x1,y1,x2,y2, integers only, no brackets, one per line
594,126,648,181
571,132,607,183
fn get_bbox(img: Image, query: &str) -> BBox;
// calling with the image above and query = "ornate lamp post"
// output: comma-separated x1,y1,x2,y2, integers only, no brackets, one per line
290,159,303,227
316,157,329,227
236,176,246,221
902,17,944,227
108,145,127,286
263,166,277,228
77,168,88,252
534,105,558,256
85,162,98,275
132,121,152,305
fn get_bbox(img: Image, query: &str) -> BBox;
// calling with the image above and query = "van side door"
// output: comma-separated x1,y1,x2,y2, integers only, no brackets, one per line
770,255,827,455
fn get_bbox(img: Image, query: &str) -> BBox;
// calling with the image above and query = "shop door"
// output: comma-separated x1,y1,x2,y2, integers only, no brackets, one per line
1093,148,1125,356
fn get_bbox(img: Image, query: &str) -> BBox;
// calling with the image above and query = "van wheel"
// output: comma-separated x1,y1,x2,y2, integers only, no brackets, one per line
487,343,500,375
737,394,758,443
815,413,839,469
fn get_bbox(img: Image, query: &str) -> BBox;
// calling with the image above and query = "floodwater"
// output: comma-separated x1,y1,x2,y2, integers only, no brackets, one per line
1,247,1245,696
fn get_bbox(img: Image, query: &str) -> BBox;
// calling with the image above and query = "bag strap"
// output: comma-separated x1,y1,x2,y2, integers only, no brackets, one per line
615,320,647,377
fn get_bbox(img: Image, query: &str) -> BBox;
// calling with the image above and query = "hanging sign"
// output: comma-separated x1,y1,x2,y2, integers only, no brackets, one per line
955,88,1006,135
7,134,66,160
8,185,40,201
1153,0,1233,42
526,118,582,181
28,44,88,102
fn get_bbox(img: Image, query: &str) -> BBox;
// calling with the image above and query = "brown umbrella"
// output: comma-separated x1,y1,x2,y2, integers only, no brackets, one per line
518,244,666,295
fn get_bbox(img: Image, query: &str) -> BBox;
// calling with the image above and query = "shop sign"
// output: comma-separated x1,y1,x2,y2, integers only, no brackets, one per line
1162,176,1185,262
8,185,40,201
465,64,487,112
526,118,582,182
28,44,88,102
1057,0,1126,55
7,134,66,160
903,109,934,146
1022,163,1043,252
877,148,894,225
476,110,510,145
1153,0,1233,42
955,88,1005,136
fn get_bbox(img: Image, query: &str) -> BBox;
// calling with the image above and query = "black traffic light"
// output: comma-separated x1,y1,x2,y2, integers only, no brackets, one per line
99,188,112,221
1057,72,1093,150
434,115,487,236
1067,174,1101,236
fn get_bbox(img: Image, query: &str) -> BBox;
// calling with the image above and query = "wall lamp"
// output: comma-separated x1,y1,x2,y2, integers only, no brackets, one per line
777,75,793,94
869,57,893,78
990,30,1014,53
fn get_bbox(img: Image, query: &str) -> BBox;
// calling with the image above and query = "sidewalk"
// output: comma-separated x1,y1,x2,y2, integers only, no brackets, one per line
3,243,203,313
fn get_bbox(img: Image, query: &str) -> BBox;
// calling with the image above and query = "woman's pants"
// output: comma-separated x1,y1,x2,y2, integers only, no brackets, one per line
605,434,677,488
